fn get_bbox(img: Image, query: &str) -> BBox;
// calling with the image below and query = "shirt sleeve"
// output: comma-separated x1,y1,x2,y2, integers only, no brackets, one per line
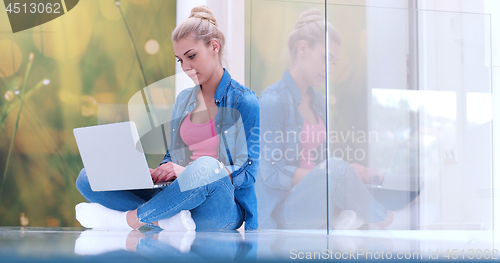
158,92,182,167
258,92,298,190
227,90,260,189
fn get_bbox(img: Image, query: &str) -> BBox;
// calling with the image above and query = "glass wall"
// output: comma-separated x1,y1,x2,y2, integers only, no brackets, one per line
248,0,330,230
248,0,493,231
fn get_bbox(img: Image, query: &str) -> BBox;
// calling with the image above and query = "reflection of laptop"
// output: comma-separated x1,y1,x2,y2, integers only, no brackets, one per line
366,126,419,190
73,121,171,191
366,127,420,210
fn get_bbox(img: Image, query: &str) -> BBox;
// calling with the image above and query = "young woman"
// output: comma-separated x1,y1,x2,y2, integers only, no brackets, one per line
256,9,396,229
75,6,260,231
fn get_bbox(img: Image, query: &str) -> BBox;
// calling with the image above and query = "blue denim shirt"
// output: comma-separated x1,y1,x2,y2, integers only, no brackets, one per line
256,70,326,228
160,69,260,230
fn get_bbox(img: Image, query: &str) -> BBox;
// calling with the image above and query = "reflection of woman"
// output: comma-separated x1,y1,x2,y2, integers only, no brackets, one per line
256,9,392,229
75,6,260,231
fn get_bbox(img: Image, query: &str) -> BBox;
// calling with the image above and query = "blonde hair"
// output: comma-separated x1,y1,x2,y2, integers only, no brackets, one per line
172,6,225,62
287,9,342,61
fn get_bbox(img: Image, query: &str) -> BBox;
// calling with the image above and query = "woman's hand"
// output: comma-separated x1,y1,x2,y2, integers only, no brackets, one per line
349,163,384,185
150,162,185,183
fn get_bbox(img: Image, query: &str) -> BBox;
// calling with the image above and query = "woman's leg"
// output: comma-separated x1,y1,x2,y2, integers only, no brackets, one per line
76,168,160,212
136,156,244,231
76,157,243,231
275,157,387,229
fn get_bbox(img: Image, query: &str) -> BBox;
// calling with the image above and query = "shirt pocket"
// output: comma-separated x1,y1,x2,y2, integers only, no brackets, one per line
221,124,237,151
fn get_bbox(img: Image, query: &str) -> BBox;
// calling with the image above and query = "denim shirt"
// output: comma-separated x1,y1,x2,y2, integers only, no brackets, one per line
256,70,326,228
160,69,260,230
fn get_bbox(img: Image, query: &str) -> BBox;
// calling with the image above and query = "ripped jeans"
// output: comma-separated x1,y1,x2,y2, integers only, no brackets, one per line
76,156,244,231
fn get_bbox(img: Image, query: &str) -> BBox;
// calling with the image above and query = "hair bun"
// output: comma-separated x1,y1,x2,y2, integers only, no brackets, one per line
189,6,217,27
294,8,323,29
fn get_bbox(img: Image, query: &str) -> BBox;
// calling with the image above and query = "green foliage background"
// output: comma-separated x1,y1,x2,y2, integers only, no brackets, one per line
0,0,176,227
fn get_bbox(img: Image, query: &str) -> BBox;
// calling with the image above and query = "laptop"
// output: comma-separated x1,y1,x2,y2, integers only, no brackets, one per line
73,121,171,191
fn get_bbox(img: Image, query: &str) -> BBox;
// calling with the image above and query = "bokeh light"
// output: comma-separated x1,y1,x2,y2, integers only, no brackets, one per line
145,39,160,55
4,90,14,101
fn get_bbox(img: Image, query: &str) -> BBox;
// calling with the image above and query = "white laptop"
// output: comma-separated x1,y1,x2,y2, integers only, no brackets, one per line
73,121,171,191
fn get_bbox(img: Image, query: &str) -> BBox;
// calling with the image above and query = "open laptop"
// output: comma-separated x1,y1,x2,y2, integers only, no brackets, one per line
73,121,171,191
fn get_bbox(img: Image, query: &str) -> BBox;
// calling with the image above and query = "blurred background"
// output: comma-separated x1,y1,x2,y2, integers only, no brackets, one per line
0,0,176,226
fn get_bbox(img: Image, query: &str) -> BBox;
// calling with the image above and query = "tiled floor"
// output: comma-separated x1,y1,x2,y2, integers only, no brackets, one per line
0,227,498,262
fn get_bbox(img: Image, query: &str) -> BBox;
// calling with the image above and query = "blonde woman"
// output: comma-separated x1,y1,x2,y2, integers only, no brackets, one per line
75,6,260,231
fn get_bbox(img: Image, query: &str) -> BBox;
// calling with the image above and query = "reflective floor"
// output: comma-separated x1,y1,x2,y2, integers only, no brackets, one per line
0,227,499,262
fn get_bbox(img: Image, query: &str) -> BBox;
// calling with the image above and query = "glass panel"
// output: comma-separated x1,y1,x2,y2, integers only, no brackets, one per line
417,10,492,230
326,2,395,231
249,0,329,231
325,2,492,231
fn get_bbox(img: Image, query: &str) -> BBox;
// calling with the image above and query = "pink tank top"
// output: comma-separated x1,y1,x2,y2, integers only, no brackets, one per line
299,114,326,169
179,112,219,162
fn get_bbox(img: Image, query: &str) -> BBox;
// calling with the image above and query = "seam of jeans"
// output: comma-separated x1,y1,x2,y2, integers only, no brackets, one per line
220,177,235,198
286,180,324,204
219,204,244,231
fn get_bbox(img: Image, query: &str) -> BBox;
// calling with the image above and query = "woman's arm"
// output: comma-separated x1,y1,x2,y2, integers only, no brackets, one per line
153,89,188,181
258,93,300,190
158,97,180,167
226,91,260,189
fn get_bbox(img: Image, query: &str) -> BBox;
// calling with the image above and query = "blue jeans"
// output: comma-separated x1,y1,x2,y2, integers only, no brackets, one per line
274,157,388,229
76,156,244,231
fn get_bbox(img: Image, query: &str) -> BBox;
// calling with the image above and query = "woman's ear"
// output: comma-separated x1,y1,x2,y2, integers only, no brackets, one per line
297,40,309,55
210,39,220,54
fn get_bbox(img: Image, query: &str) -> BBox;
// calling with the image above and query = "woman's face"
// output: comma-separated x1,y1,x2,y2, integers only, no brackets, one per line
298,41,340,87
173,35,219,86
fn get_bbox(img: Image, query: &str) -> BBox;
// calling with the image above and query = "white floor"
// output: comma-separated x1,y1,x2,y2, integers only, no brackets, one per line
0,227,498,262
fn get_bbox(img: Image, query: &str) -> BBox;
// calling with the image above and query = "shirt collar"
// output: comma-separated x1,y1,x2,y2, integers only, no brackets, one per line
282,70,316,105
213,68,231,103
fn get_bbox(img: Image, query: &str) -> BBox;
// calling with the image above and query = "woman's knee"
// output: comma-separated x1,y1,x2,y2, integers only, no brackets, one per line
179,156,227,189
326,157,357,178
191,156,220,167
326,157,349,167
75,168,91,193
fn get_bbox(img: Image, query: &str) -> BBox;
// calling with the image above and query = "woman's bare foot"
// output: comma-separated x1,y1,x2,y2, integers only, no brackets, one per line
374,211,393,229
126,210,147,229
125,230,146,252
